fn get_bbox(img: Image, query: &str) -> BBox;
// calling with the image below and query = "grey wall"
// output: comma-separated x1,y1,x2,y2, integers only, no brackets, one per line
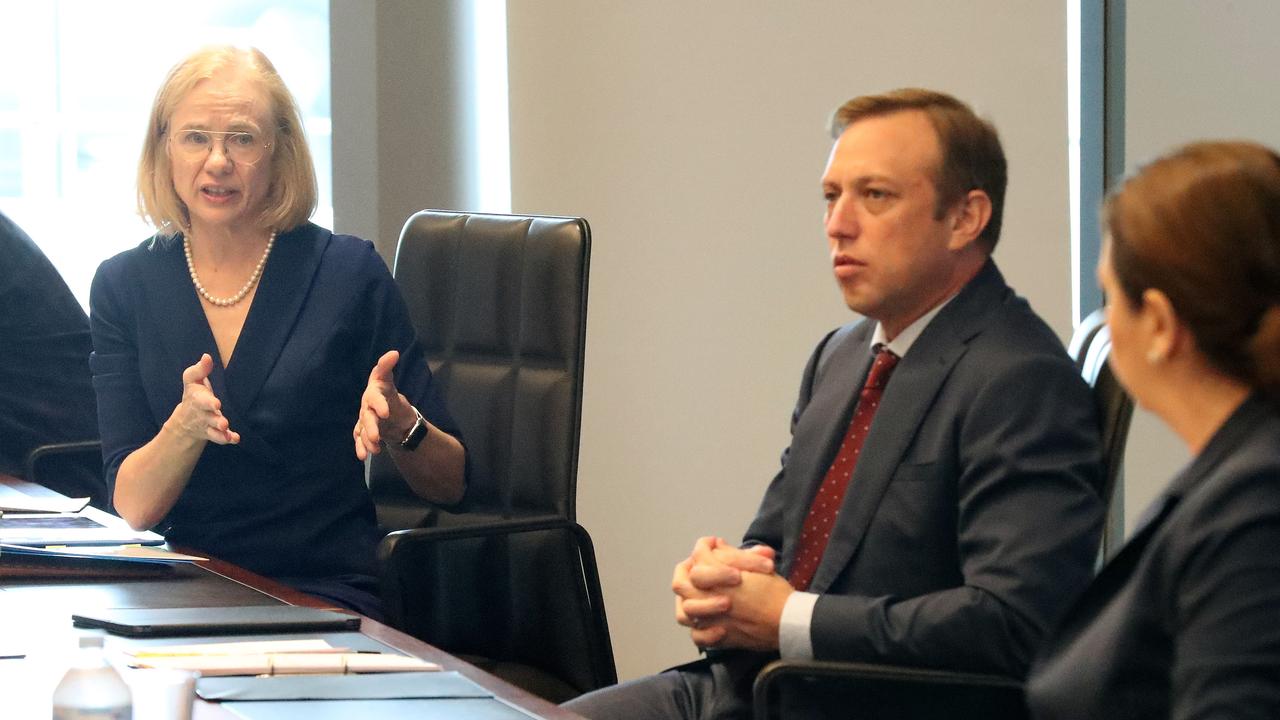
314,0,1280,688
331,0,476,256
329,0,1086,685
503,1,1073,679
1117,0,1280,531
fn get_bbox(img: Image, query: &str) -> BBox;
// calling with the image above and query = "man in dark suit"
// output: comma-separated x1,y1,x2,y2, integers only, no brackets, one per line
565,88,1104,719
0,210,102,502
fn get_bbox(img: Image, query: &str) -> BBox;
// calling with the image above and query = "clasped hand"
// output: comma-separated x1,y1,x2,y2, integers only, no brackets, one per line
353,350,415,460
672,536,794,651
171,353,239,444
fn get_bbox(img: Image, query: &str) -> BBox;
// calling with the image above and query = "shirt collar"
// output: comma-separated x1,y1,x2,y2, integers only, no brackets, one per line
871,293,958,357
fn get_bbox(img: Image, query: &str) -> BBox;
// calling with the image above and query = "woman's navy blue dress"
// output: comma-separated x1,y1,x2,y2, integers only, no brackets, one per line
89,223,461,614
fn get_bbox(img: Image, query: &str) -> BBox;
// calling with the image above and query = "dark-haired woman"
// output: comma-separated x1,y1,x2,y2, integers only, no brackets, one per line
1027,140,1280,718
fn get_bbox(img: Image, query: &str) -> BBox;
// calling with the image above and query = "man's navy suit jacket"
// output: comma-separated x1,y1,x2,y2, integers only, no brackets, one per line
743,259,1104,677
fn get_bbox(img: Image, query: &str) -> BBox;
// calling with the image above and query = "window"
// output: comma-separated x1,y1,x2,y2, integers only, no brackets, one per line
0,0,330,307
1068,0,1124,324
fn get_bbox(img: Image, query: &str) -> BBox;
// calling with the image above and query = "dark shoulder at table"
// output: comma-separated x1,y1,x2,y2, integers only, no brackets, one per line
0,212,98,480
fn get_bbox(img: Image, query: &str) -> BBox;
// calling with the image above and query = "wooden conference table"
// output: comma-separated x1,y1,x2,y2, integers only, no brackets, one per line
0,474,583,719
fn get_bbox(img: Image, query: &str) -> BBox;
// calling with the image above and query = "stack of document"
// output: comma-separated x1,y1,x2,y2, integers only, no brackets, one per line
0,484,164,546
126,639,441,676
1,483,175,578
0,544,203,579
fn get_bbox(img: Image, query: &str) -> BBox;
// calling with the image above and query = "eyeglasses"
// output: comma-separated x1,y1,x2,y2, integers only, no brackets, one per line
168,129,272,166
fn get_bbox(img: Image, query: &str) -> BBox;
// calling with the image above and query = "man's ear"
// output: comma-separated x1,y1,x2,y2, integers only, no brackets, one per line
947,189,992,251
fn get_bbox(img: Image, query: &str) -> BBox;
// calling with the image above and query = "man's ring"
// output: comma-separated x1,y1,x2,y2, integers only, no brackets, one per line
690,618,701,629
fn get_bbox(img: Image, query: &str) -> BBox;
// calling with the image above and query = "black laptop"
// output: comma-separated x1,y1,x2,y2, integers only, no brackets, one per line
70,606,362,637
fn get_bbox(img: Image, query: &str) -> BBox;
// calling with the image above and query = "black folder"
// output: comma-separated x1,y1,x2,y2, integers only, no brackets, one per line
70,605,362,637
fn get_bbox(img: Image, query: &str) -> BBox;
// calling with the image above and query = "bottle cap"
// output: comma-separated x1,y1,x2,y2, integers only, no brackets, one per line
78,634,105,649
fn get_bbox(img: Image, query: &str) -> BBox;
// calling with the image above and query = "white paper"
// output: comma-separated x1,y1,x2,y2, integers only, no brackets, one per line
129,639,340,658
131,652,440,676
0,484,89,513
0,505,164,546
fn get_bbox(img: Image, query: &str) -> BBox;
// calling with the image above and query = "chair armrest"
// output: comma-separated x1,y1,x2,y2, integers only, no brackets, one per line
377,515,617,694
23,440,103,478
23,440,108,510
753,659,1025,720
376,514,592,631
377,515,573,560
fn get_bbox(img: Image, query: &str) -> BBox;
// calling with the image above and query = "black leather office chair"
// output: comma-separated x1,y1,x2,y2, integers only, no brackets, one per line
751,309,1136,720
375,210,614,702
368,210,589,533
24,440,109,510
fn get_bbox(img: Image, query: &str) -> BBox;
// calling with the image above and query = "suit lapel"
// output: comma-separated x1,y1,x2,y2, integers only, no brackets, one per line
779,329,876,569
1065,493,1177,622
221,224,327,420
1028,491,1177,671
807,333,967,591
807,261,1007,592
1045,394,1268,641
138,237,230,399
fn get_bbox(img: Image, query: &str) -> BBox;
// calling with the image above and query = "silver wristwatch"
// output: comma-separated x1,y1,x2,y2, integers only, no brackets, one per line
400,406,429,450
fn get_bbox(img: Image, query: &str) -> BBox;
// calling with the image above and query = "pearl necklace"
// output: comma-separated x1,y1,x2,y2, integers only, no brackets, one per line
183,230,276,307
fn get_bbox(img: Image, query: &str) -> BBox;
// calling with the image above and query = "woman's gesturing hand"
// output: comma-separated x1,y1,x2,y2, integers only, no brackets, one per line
170,353,239,445
354,350,413,460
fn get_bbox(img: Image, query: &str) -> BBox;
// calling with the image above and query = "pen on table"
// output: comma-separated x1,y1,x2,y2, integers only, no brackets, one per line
130,647,353,658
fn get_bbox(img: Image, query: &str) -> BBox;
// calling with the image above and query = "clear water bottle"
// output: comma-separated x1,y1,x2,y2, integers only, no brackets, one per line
51,633,133,719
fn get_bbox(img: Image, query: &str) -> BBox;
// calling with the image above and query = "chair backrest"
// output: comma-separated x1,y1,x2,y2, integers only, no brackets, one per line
1070,309,1136,561
369,210,591,532
1067,307,1106,372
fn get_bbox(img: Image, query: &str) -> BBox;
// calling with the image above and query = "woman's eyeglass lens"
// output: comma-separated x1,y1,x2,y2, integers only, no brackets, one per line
169,130,270,165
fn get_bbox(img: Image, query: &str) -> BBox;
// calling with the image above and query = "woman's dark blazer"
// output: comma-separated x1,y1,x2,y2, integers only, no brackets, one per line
1027,393,1280,719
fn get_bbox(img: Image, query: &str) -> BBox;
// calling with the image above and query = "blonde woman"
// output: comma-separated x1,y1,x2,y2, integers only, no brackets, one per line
90,46,465,617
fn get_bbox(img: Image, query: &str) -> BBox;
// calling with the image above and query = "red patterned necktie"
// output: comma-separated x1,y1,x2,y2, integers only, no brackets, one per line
788,345,900,591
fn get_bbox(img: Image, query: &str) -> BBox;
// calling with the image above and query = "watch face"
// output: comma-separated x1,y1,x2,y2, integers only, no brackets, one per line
402,410,428,450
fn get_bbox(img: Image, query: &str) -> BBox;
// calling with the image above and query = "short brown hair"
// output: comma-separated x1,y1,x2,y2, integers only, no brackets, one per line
1105,140,1280,404
830,88,1007,250
137,45,317,238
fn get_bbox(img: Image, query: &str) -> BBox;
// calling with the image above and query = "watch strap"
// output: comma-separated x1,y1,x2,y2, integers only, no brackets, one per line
400,406,429,450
